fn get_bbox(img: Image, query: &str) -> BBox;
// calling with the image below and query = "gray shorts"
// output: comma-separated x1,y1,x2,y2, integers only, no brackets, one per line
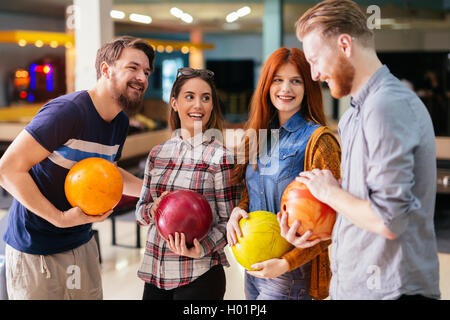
5,236,102,300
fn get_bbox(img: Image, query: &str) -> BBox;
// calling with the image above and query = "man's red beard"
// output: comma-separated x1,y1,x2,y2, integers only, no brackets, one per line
327,54,355,99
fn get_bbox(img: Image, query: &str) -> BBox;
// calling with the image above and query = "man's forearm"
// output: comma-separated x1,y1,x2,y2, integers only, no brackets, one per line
0,171,62,226
325,186,397,240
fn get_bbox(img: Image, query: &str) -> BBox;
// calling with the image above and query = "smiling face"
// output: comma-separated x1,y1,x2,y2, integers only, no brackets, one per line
302,31,355,99
109,47,151,114
170,77,213,138
269,62,305,123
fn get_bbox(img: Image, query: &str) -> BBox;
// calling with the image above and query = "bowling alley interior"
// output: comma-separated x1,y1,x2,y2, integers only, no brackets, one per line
0,0,449,300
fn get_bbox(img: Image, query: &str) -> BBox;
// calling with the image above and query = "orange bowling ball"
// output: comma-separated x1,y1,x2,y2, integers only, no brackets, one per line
64,157,123,215
280,179,336,240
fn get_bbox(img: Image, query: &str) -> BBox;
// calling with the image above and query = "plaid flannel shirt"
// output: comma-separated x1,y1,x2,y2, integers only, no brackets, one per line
135,132,240,289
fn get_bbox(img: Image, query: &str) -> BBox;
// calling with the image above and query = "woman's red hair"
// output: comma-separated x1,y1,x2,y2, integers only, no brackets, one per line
232,47,326,184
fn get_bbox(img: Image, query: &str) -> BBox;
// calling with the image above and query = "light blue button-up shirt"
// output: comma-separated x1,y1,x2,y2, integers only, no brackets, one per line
331,65,441,299
246,111,319,214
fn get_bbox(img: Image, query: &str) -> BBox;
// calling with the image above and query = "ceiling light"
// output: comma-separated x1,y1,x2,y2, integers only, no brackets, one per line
181,13,193,24
237,6,251,17
181,46,189,54
226,12,239,23
170,8,193,24
110,10,125,19
170,7,183,18
129,13,152,24
226,6,251,23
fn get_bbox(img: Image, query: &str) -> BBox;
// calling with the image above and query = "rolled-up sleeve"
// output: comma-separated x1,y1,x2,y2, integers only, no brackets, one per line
363,97,421,236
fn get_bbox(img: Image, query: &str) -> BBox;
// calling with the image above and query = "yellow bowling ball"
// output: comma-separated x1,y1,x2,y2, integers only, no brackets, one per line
231,211,293,271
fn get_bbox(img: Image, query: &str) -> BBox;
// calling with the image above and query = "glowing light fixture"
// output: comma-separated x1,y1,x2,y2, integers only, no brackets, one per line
0,30,73,49
181,46,189,54
1,30,216,52
15,70,29,78
129,13,152,24
43,65,51,74
30,63,53,92
170,7,183,18
237,6,251,17
226,6,251,23
181,13,193,24
110,10,125,19
170,7,193,24
226,12,239,23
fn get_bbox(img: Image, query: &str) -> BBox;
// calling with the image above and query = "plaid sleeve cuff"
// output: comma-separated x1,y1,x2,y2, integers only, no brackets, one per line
137,202,154,226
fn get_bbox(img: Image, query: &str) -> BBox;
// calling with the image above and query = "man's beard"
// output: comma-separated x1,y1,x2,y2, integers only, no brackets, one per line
117,88,144,116
328,54,355,99
113,77,145,116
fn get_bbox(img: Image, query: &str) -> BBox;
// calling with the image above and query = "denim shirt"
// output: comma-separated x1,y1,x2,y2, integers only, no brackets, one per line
245,111,320,214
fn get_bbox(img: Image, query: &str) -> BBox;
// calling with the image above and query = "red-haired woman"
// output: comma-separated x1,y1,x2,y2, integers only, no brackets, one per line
226,47,341,300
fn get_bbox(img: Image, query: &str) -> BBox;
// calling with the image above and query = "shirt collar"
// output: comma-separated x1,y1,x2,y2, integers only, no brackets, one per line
350,65,390,110
280,110,306,133
174,130,214,148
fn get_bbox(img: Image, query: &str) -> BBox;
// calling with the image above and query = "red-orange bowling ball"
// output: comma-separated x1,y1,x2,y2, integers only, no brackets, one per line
65,157,123,215
280,180,336,240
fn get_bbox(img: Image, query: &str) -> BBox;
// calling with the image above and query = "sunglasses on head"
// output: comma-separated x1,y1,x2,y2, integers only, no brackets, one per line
176,67,215,79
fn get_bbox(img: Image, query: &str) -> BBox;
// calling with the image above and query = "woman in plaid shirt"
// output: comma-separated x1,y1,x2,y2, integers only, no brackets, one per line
135,68,240,300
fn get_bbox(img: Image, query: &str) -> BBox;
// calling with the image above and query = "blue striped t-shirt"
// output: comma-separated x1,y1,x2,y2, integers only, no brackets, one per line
4,90,129,254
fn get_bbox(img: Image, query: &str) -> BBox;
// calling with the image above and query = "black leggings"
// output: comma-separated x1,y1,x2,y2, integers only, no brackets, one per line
142,264,226,300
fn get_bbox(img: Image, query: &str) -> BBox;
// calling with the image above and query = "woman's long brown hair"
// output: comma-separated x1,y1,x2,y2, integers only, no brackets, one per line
232,47,326,184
